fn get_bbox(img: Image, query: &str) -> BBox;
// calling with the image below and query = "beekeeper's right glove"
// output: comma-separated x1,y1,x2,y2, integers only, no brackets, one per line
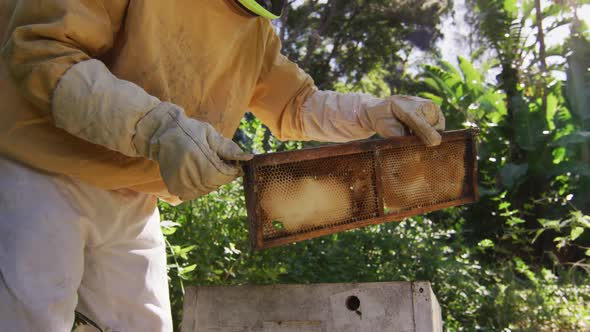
300,90,445,146
52,59,251,201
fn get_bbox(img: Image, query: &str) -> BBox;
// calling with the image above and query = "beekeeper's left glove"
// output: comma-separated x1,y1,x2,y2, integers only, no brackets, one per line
132,103,253,200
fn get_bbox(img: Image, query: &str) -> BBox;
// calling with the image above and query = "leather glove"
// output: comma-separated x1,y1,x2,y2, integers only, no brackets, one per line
133,103,252,200
52,59,251,201
360,95,445,146
301,90,445,146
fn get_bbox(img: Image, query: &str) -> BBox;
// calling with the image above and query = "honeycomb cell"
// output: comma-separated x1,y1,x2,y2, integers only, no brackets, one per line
245,131,477,248
255,152,379,239
380,140,468,213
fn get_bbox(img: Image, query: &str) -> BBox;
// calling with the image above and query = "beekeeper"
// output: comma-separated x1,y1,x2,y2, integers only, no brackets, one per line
0,0,445,331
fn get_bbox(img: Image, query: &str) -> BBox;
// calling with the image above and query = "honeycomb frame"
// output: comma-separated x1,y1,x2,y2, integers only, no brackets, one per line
243,129,479,250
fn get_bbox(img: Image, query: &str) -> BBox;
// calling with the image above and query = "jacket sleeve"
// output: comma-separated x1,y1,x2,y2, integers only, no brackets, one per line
248,24,316,141
1,0,129,112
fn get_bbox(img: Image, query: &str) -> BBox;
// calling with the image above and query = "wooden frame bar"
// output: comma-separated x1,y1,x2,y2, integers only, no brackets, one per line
243,129,479,250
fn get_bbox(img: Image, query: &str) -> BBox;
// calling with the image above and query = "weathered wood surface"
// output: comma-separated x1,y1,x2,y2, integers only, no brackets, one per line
181,282,442,332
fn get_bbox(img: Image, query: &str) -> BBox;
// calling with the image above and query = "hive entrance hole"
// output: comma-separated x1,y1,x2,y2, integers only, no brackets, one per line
345,295,361,311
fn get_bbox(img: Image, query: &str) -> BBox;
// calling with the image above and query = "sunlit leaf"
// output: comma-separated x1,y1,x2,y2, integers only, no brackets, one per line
458,56,483,89
570,227,584,241
507,217,525,226
552,147,566,164
418,92,444,106
503,0,518,16
181,264,197,274
538,218,561,230
546,92,558,130
478,239,495,248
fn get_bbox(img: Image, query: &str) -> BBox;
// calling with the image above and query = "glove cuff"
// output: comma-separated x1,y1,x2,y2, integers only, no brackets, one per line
301,90,380,142
133,102,186,160
52,59,161,157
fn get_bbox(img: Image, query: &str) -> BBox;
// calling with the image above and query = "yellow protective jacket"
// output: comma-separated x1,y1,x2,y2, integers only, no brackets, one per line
0,0,315,201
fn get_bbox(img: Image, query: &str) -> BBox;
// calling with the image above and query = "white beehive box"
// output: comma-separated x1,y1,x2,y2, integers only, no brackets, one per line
181,281,442,332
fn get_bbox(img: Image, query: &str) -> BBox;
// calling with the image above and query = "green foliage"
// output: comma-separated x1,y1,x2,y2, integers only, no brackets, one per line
278,0,449,92
161,183,590,331
566,29,590,124
160,1,589,331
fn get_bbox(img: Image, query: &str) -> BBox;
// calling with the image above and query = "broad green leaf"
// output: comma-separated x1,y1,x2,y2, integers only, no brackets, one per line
570,227,584,241
503,0,518,16
427,74,458,100
552,147,566,164
546,93,558,130
178,245,197,256
572,211,590,228
179,264,197,280
458,56,485,96
181,264,197,274
507,217,525,226
477,239,495,248
436,65,459,84
418,92,444,106
162,227,177,236
458,56,482,84
439,60,462,78
538,218,561,229
423,77,443,91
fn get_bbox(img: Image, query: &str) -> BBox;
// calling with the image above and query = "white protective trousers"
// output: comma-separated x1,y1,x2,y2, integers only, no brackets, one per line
0,157,172,332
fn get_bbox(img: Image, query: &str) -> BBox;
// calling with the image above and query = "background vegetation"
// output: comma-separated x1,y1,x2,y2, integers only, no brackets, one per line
161,1,590,330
